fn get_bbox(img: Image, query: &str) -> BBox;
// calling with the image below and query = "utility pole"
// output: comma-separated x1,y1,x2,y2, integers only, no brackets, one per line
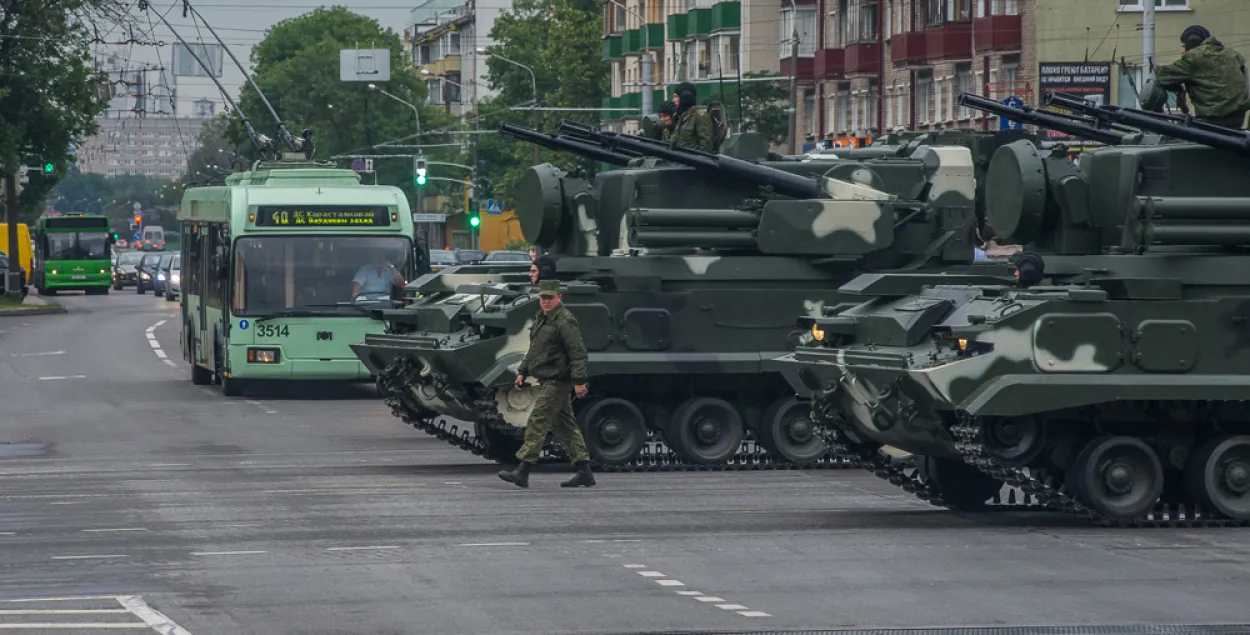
787,34,799,155
1142,0,1155,99
3,162,20,300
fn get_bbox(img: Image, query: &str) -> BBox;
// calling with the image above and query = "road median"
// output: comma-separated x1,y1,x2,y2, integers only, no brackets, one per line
0,294,66,317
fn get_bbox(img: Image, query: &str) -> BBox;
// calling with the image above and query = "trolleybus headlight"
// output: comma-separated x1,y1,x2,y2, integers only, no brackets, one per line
247,348,281,364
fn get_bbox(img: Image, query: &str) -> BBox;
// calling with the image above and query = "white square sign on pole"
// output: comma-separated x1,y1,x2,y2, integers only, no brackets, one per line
339,49,392,82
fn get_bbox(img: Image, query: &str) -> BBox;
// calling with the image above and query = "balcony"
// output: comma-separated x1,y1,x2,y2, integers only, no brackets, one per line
602,34,623,60
780,56,814,83
642,23,665,49
686,7,713,36
973,14,1021,52
667,13,687,40
710,1,741,31
923,22,972,61
425,55,461,76
890,31,926,66
624,28,643,54
844,41,881,76
813,47,844,79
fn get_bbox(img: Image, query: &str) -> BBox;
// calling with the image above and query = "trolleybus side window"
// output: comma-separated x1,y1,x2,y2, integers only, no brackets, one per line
183,225,201,295
203,226,223,310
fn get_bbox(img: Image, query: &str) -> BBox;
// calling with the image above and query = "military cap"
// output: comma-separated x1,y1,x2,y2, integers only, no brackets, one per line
1181,25,1210,50
538,279,562,297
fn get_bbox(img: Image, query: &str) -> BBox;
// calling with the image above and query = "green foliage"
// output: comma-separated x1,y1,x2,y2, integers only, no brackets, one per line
180,113,242,187
0,0,117,222
224,7,455,206
702,72,790,145
48,171,180,221
504,237,530,252
479,0,608,206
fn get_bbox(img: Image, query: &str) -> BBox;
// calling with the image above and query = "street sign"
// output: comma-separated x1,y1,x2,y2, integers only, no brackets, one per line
412,213,447,223
1001,95,1025,130
339,49,392,82
133,231,142,242
486,199,503,215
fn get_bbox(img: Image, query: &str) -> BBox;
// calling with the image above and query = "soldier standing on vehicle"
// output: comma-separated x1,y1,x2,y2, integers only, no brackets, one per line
658,101,677,140
670,82,714,152
1148,25,1250,129
498,279,595,489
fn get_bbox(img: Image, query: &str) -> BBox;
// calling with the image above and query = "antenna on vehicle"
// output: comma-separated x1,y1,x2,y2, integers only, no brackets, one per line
142,5,276,160
180,0,313,159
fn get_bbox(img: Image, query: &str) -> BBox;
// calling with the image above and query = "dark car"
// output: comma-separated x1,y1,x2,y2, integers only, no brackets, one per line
454,249,485,264
429,249,457,272
135,252,164,294
481,250,529,263
0,251,27,298
112,251,144,290
151,253,176,296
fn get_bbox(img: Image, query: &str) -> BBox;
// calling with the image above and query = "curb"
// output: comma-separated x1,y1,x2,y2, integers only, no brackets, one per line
0,306,66,317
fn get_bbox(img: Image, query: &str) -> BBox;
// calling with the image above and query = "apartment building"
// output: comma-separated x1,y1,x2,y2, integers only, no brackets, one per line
75,113,209,179
788,0,1031,149
406,0,509,116
600,0,783,133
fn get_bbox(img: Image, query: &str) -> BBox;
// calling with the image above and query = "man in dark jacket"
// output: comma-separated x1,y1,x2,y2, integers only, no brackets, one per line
670,81,715,152
498,279,595,489
1149,25,1250,128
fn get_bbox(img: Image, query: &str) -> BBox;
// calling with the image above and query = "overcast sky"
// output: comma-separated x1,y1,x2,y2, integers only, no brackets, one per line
98,1,418,117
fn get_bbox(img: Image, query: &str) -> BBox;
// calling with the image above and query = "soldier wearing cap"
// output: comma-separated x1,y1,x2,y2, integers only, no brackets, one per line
498,279,595,488
1145,25,1250,129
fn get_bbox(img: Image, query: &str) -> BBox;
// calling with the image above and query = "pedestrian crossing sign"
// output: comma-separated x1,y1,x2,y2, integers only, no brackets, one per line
486,199,503,215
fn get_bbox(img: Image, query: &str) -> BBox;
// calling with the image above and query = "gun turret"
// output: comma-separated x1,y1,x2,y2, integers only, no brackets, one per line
496,123,637,166
1043,91,1250,158
957,93,1133,146
556,121,824,199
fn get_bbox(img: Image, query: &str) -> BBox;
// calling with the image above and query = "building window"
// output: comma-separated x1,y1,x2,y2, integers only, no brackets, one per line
992,0,1019,15
837,87,850,131
826,12,839,48
726,35,740,74
826,92,838,135
956,63,972,118
858,1,878,42
916,71,932,123
780,6,818,57
804,90,817,137
1118,0,1188,11
697,39,711,77
867,82,878,131
923,0,971,27
448,32,460,55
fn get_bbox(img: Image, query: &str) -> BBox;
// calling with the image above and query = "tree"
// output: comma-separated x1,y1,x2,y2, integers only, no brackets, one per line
180,112,242,187
225,7,455,209
478,0,608,207
703,72,790,145
0,0,116,228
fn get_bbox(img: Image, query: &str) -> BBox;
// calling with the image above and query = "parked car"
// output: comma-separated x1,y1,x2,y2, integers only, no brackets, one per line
429,250,457,272
455,249,485,264
482,250,529,263
164,255,180,301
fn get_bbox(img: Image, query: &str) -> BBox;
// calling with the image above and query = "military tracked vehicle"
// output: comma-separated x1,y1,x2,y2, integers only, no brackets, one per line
353,123,1017,471
775,91,1250,526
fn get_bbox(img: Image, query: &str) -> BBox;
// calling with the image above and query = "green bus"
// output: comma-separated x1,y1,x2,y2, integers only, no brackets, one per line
179,160,417,397
32,214,113,295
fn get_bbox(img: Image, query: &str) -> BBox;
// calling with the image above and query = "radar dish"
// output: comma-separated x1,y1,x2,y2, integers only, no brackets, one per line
986,140,1047,244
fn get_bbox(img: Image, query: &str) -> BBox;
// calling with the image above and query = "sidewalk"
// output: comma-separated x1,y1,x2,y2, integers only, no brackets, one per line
0,292,66,316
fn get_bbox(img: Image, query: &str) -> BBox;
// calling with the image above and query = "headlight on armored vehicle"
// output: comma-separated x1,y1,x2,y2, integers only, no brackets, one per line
811,324,825,341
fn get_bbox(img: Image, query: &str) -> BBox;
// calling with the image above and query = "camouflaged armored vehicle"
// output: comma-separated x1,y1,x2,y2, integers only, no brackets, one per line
775,91,1250,526
352,123,1017,471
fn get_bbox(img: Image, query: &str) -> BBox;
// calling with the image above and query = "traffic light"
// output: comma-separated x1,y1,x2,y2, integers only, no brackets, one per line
133,214,142,226
42,162,54,175
111,232,120,241
468,201,480,229
414,157,427,187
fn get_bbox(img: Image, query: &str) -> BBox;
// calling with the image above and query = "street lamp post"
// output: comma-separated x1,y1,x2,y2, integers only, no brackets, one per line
477,47,541,166
606,0,653,119
422,70,482,250
368,83,426,223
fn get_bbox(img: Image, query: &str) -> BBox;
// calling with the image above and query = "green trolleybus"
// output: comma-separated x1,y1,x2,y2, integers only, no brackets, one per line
179,160,416,397
32,214,114,295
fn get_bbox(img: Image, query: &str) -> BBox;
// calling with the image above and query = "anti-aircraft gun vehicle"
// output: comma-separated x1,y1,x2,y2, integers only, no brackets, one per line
352,123,1020,472
775,91,1250,526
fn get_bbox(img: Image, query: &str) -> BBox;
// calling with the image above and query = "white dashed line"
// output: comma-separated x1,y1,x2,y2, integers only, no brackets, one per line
0,609,130,615
10,350,65,357
146,320,167,332
618,562,770,619
163,359,178,367
0,623,148,628
38,375,85,381
191,550,267,556
81,528,147,533
51,554,128,560
0,532,15,536
116,595,194,635
325,545,400,552
457,542,530,547
147,339,160,349
3,596,121,603
154,349,167,359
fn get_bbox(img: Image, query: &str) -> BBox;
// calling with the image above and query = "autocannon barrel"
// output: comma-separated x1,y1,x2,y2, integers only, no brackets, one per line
1044,91,1250,158
1137,196,1250,221
633,208,760,228
629,229,758,250
497,123,635,166
957,93,1128,146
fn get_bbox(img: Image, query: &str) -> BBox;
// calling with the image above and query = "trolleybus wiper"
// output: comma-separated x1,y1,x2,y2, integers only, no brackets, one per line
255,309,317,322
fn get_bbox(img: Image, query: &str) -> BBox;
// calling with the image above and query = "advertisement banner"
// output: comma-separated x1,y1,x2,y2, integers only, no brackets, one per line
1038,62,1112,153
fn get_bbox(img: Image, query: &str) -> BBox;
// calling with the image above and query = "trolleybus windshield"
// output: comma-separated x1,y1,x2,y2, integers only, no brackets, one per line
230,235,412,317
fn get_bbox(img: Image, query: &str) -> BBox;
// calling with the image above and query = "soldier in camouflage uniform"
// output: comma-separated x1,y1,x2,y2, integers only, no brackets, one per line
497,279,595,489
658,100,677,140
1149,25,1250,129
670,81,715,152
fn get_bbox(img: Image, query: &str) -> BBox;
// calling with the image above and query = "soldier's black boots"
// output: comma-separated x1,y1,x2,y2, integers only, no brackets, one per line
561,461,596,488
498,461,532,488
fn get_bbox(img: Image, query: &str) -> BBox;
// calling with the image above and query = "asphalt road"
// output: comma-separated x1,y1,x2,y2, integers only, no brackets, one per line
3,290,1250,635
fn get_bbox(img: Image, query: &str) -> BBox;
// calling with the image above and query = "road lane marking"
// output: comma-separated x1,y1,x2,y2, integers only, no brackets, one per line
147,339,160,349
11,350,65,357
0,623,148,629
637,571,665,578
618,562,769,619
149,463,192,467
38,375,85,381
154,349,167,359
0,532,14,536
50,501,91,505
81,528,147,533
116,595,193,635
676,591,703,596
51,554,128,560
163,359,178,367
738,611,772,617
457,542,529,547
694,596,726,602
145,320,167,332
623,564,646,568
191,550,267,556
4,596,122,603
716,604,748,610
325,545,400,552
655,580,685,587
0,609,130,614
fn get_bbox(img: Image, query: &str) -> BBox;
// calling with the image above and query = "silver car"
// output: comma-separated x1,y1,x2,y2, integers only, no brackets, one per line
165,255,181,301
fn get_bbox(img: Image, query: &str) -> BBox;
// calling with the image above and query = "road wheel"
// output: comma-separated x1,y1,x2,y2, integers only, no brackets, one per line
577,397,647,466
668,397,745,465
758,397,825,465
